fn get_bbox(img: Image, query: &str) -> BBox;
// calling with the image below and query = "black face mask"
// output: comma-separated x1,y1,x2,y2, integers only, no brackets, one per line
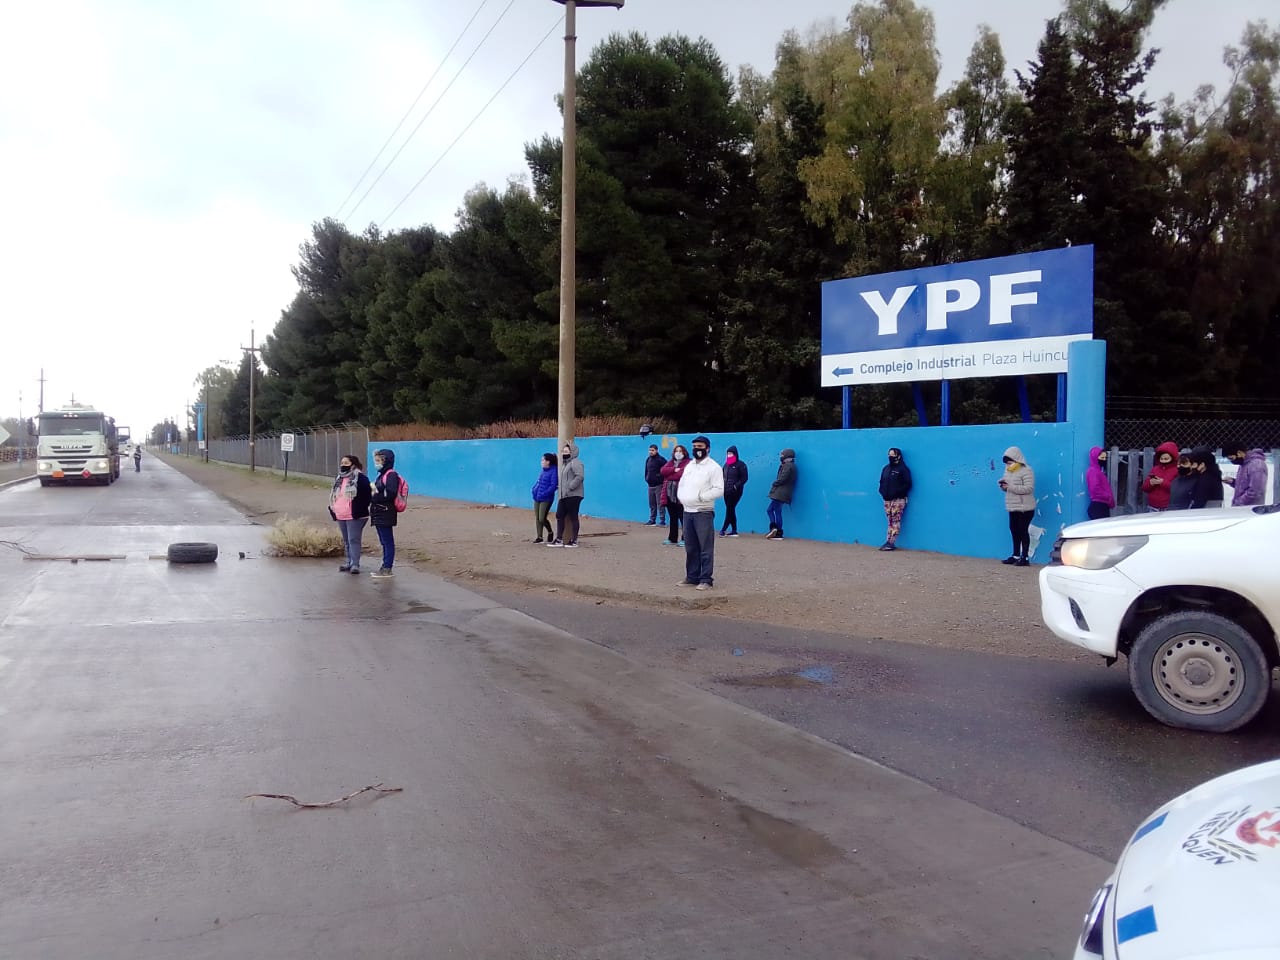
888,455,900,464
562,453,571,462
1177,465,1192,476
693,449,707,461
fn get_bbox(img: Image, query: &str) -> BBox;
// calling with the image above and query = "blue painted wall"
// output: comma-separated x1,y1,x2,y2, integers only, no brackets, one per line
370,342,1107,561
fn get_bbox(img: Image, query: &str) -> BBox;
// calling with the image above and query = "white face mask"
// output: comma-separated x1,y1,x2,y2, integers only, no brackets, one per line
673,451,684,461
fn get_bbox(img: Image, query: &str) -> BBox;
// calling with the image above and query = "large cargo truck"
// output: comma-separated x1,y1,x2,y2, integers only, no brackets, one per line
36,404,121,486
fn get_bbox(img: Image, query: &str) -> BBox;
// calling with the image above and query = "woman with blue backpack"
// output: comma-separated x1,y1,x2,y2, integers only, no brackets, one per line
369,448,405,579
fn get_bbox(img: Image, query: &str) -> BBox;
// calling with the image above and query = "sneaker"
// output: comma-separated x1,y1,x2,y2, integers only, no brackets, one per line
644,520,656,525
338,564,351,572
771,535,785,541
695,583,711,591
879,542,897,552
764,529,779,540
727,532,739,538
678,540,685,546
662,539,676,546
370,568,394,579
547,540,564,547
534,537,544,544
350,567,360,575
719,531,727,538
1015,557,1031,567
677,580,697,587
563,542,580,549
1001,556,1019,565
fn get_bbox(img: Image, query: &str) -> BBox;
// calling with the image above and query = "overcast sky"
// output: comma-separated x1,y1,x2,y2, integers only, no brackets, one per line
1,0,1272,433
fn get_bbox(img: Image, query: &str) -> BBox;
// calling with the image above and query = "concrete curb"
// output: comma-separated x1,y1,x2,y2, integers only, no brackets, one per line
0,473,37,490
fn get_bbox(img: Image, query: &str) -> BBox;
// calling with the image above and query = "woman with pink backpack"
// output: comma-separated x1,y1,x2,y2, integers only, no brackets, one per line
369,448,405,578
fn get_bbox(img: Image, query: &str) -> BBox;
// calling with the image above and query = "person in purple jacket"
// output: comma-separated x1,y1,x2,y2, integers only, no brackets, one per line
1222,441,1267,507
530,452,558,543
1086,446,1116,520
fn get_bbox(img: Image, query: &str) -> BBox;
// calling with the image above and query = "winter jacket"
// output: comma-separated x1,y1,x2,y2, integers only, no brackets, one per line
329,470,372,521
644,452,667,486
1232,448,1267,506
723,459,748,497
1141,441,1180,510
678,455,725,513
558,442,584,500
878,457,912,501
659,457,686,508
767,450,797,504
531,465,558,504
1167,464,1197,510
1086,446,1116,509
370,449,400,528
1000,446,1036,512
1189,449,1224,509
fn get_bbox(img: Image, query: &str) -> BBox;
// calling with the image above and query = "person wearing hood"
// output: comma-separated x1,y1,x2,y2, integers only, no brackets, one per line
328,453,372,575
720,445,747,537
1086,446,1116,520
530,452,558,543
369,448,402,578
1188,448,1224,509
998,446,1036,566
643,444,667,526
1222,441,1268,507
677,435,724,590
765,449,797,540
659,445,689,545
877,447,912,551
1166,449,1197,510
551,441,585,547
1141,441,1180,511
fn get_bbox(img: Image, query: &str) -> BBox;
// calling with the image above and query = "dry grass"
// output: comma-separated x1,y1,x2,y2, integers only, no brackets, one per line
372,415,678,442
265,516,343,558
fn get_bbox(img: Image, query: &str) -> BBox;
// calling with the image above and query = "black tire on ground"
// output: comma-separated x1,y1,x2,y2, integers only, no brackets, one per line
167,542,219,564
1128,610,1271,733
38,478,50,487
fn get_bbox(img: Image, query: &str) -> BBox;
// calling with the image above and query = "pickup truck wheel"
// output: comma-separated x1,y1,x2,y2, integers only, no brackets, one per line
38,478,50,487
167,542,218,564
1128,611,1270,733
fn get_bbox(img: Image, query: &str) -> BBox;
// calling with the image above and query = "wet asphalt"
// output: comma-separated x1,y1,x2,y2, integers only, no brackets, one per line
0,459,1262,958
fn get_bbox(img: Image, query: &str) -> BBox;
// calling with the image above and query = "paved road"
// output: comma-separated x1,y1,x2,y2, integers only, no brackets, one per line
2,462,1106,958
475,591,1280,860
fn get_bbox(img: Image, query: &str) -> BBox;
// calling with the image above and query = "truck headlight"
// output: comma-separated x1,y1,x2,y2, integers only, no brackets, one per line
1060,536,1147,570
95,460,108,471
39,461,52,471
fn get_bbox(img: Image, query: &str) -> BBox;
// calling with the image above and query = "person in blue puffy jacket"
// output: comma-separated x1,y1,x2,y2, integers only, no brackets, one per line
531,452,558,543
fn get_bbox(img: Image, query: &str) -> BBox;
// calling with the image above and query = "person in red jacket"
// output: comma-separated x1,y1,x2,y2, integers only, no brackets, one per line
1141,441,1180,511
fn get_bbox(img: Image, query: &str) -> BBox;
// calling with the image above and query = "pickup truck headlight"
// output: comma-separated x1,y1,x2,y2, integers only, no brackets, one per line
1060,535,1147,570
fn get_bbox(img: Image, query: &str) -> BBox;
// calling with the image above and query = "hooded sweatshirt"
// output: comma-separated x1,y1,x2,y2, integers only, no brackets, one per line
722,445,748,496
370,448,400,528
1001,446,1036,512
1086,446,1116,508
878,452,912,501
1189,448,1224,509
1167,450,1197,510
558,442,584,500
1232,448,1267,506
768,449,797,503
1141,441,1180,510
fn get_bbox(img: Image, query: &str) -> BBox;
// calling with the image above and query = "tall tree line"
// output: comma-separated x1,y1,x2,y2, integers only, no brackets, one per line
202,0,1280,435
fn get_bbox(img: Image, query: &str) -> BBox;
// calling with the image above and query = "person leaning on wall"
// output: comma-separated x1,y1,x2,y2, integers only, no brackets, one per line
997,446,1035,566
877,447,911,551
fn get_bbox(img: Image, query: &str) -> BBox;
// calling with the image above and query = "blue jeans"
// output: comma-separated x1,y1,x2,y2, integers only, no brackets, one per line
683,510,715,585
767,498,785,533
337,518,367,569
376,525,395,569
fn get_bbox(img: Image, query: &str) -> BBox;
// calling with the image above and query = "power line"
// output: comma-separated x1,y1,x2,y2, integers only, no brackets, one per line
344,0,520,225
333,0,493,222
378,15,562,230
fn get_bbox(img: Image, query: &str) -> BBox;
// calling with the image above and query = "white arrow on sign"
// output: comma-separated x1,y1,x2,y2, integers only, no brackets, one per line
0,424,10,446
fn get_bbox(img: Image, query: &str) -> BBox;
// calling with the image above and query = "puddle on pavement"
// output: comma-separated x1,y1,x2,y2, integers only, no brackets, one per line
736,803,843,868
721,664,836,689
404,600,438,614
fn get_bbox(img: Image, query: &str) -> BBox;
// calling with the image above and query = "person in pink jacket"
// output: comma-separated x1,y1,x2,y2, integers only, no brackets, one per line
1086,445,1116,520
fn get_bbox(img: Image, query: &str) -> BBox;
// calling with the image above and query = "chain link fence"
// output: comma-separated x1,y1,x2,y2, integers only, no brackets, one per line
1105,418,1280,451
189,423,370,479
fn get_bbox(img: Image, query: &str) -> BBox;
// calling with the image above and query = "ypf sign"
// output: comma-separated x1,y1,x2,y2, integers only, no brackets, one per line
821,245,1093,385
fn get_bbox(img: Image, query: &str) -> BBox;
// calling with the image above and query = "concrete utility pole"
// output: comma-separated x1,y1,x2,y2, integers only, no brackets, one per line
241,328,261,472
551,0,623,455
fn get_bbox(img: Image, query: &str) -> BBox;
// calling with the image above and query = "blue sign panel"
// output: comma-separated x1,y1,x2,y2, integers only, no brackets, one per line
821,245,1093,384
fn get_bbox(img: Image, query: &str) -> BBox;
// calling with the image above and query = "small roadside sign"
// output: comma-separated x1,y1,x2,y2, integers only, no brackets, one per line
198,440,207,450
0,424,10,446
280,433,295,452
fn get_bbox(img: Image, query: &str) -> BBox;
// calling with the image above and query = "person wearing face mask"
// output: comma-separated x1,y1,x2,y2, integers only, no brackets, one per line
676,436,724,590
1085,446,1116,520
997,446,1035,566
719,445,748,538
551,441,585,547
1188,447,1224,509
1166,449,1197,510
368,448,401,578
1141,441,1180,511
877,447,912,551
530,452,558,543
643,443,667,526
1221,440,1267,507
328,453,372,574
659,445,688,546
764,448,797,540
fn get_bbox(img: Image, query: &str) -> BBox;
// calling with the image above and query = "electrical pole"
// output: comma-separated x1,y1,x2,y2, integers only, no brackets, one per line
37,368,45,414
241,327,261,472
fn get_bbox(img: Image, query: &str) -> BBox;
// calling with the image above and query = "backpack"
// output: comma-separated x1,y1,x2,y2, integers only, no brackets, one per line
392,472,409,512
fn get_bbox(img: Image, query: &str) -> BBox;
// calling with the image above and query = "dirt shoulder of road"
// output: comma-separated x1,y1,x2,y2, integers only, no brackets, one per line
156,453,1091,663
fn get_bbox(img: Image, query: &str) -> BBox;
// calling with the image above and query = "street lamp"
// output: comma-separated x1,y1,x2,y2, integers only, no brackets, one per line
551,0,623,455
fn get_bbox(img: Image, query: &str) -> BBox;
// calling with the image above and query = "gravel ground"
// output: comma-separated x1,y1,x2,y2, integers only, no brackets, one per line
155,454,1092,663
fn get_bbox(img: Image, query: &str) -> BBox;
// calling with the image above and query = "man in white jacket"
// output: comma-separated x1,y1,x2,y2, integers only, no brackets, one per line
677,435,725,590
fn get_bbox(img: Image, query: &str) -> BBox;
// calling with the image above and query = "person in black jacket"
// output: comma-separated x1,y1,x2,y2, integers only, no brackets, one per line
369,448,401,578
1188,447,1225,509
644,444,667,525
328,454,372,574
1166,449,1197,510
764,448,797,540
720,445,748,537
878,447,912,551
